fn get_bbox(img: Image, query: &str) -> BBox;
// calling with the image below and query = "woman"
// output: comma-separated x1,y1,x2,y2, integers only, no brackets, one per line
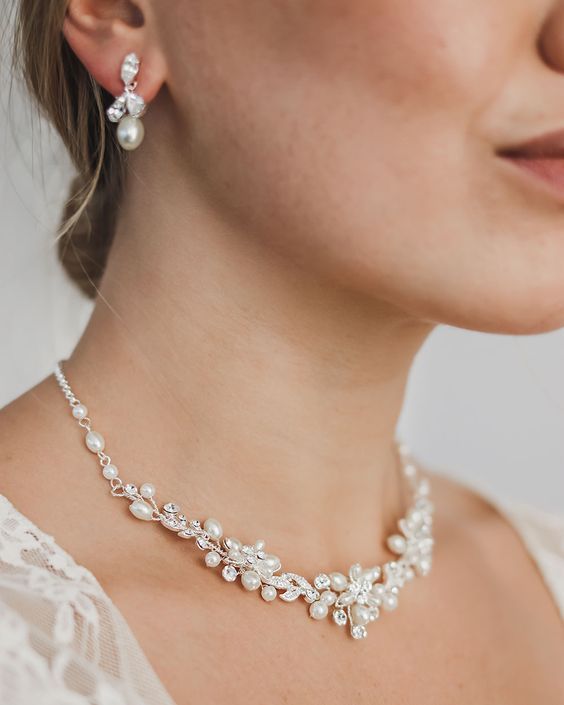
0,0,563,703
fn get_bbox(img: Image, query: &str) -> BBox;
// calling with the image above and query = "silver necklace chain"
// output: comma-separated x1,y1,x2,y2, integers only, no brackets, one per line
53,361,434,641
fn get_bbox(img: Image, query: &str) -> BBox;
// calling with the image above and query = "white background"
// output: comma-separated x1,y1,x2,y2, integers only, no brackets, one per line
1,56,563,514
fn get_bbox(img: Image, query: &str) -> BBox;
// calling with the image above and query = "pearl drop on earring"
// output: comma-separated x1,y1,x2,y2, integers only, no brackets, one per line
117,115,145,151
107,53,148,151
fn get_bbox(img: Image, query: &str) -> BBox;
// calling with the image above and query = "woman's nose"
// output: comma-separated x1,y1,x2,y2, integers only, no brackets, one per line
538,2,564,73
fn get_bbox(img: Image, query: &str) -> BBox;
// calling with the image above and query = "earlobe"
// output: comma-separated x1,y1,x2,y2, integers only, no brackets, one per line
63,0,165,103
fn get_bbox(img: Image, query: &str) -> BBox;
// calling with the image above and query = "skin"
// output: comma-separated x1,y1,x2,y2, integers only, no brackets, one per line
1,0,564,702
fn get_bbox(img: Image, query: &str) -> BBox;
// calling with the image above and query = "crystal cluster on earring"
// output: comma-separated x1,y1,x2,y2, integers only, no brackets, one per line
54,362,434,641
107,53,147,151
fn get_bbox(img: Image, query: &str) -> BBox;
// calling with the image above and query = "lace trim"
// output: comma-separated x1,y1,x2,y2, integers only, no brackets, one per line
0,494,175,705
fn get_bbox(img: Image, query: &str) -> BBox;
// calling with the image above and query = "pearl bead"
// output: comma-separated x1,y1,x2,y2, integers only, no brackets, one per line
262,554,281,572
362,566,381,582
254,539,266,552
261,585,277,602
85,431,105,453
203,518,223,540
351,604,371,626
418,479,430,496
117,116,144,150
387,534,407,555
309,601,328,620
129,500,153,521
228,548,242,562
398,443,410,458
330,572,348,592
417,558,432,576
102,464,118,480
241,570,261,591
205,551,221,568
371,583,385,605
337,591,355,607
320,590,337,605
407,509,423,528
382,592,398,611
349,563,362,581
140,483,155,499
72,404,87,419
225,537,242,551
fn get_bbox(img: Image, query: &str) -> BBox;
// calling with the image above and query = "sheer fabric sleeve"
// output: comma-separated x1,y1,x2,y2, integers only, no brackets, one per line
0,495,176,705
495,498,564,620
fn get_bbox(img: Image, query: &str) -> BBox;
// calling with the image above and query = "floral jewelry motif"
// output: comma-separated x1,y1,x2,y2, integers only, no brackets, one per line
54,362,434,641
106,53,147,150
106,53,146,122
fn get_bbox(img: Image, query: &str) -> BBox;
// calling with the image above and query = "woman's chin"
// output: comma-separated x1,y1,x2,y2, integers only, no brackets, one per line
444,294,564,337
381,281,564,337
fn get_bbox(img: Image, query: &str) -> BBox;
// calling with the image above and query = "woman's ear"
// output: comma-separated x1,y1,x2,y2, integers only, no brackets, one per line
63,0,166,101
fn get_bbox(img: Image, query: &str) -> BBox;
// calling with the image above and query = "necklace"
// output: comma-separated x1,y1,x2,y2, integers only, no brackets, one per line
54,361,434,641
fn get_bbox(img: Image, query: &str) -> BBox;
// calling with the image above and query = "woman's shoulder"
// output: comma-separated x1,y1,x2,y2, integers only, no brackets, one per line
0,384,176,704
0,492,97,582
0,491,175,705
430,469,564,619
485,494,564,617
0,492,109,703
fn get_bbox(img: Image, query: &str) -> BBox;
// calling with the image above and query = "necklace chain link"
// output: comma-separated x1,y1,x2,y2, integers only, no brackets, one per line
53,361,435,641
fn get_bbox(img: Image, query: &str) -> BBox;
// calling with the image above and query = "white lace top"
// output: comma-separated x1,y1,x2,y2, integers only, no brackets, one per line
0,490,562,705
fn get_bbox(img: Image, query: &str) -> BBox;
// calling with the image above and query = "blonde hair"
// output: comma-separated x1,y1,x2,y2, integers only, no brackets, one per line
12,0,126,298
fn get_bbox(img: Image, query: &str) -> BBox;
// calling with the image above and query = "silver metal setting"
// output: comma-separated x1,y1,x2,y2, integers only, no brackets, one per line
106,53,146,122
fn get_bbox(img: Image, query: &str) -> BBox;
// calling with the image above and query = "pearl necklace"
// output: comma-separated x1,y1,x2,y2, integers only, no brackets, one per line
54,362,434,641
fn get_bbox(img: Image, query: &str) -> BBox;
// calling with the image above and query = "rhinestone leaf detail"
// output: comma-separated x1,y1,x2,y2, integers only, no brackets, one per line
163,503,180,514
125,92,146,118
120,53,140,85
106,53,147,124
107,95,126,123
53,362,435,642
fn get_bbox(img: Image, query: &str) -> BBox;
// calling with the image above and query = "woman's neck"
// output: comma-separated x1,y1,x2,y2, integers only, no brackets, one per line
67,146,433,572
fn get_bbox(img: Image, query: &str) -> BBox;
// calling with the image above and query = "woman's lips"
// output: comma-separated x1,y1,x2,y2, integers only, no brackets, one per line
504,156,564,200
497,127,564,202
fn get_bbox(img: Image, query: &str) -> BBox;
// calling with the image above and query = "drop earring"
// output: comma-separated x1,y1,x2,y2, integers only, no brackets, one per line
106,53,147,151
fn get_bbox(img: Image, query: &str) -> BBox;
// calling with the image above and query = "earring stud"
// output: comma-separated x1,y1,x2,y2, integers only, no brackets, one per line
106,53,147,151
